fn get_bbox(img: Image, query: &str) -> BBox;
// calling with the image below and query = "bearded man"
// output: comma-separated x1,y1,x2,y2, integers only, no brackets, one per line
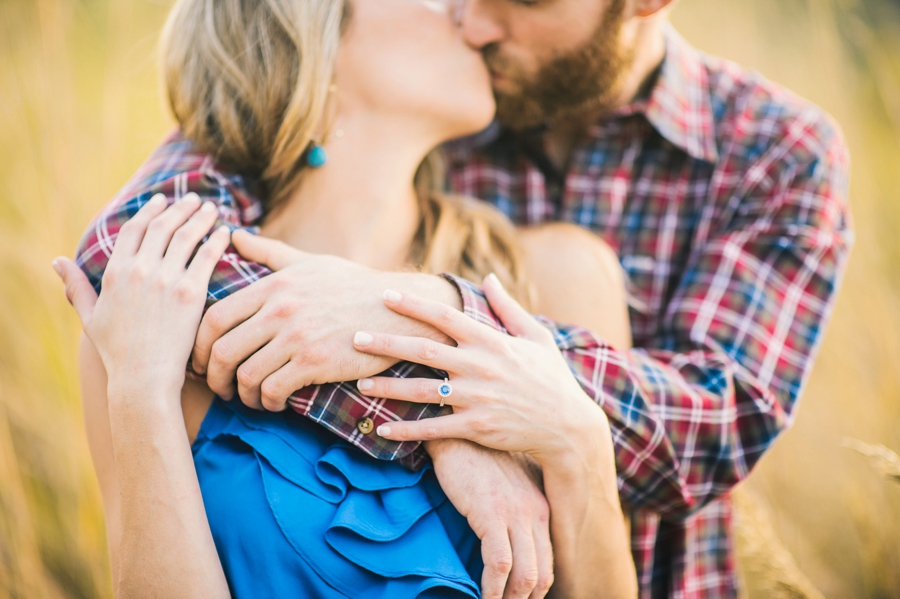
439,1,851,596
65,0,851,597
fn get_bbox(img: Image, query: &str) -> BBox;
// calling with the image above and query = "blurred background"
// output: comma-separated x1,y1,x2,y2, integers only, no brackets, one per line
1,0,899,597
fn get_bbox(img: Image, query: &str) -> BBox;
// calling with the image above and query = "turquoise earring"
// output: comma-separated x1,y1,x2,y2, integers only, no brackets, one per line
307,143,328,168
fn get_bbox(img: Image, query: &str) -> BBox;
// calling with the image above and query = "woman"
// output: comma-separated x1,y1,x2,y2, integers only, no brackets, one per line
52,0,636,597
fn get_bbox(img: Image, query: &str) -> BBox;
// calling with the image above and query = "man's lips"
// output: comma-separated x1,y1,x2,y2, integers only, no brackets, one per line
488,68,513,88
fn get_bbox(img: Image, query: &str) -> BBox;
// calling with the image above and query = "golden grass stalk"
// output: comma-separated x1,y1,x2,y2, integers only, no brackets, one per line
733,488,825,599
842,438,900,485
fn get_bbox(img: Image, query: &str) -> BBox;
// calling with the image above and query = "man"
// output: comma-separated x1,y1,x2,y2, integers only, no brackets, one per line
68,0,851,597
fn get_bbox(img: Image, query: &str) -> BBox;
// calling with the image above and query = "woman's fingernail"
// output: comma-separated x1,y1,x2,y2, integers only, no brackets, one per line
181,192,200,203
200,201,216,212
357,378,375,391
377,425,392,437
487,272,503,289
149,193,167,206
383,289,402,303
354,332,374,347
51,259,63,277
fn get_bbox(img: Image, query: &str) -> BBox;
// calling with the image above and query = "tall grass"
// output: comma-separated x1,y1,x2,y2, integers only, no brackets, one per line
0,0,898,597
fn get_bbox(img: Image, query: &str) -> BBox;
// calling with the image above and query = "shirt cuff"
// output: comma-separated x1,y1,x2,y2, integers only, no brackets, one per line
439,273,507,333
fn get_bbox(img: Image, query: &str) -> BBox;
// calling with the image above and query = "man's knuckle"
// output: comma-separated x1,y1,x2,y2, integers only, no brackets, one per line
471,416,496,436
260,381,282,404
516,568,540,591
203,305,223,330
211,341,233,368
537,572,555,594
269,299,298,320
173,280,198,303
297,345,326,367
236,363,257,388
488,553,513,575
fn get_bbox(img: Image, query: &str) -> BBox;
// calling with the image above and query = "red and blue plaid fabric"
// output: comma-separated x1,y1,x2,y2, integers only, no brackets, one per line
74,27,851,599
444,28,852,599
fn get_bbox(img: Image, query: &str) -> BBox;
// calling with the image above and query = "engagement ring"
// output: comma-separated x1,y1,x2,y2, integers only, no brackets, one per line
438,378,452,407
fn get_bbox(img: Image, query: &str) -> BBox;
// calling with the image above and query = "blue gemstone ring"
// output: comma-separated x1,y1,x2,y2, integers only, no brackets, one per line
438,378,452,407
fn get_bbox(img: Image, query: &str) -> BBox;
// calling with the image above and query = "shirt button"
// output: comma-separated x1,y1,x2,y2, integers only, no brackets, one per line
357,417,375,435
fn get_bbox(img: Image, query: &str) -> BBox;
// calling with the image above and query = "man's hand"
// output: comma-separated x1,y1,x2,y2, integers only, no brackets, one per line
191,230,462,411
426,439,554,599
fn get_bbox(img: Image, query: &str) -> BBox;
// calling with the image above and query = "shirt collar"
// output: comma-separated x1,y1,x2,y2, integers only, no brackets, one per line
635,26,719,163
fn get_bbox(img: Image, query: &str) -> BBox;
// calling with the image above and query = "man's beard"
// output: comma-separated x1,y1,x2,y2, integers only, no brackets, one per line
485,0,632,131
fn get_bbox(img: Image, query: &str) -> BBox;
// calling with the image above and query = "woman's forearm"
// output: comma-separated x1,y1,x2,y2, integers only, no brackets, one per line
107,382,229,599
540,414,637,599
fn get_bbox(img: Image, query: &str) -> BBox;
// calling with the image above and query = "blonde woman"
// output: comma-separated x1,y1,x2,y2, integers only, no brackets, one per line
53,0,636,597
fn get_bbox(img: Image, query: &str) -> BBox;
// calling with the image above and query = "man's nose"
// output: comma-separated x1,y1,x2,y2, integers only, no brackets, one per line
456,0,505,50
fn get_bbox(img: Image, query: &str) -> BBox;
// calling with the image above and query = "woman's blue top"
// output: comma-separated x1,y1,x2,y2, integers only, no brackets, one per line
192,397,484,598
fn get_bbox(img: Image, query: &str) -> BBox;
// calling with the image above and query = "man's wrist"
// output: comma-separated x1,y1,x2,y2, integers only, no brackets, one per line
385,271,463,311
380,271,463,344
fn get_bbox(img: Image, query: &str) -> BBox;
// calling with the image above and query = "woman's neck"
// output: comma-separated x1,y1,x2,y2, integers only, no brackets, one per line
260,115,431,271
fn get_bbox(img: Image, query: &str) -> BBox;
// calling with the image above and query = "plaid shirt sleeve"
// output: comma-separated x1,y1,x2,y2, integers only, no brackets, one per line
446,128,852,519
74,140,441,470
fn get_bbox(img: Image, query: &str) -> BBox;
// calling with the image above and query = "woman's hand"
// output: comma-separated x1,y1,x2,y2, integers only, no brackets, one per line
54,193,231,399
352,273,609,466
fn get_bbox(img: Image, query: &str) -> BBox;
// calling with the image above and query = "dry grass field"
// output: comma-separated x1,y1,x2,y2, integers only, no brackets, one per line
1,0,898,597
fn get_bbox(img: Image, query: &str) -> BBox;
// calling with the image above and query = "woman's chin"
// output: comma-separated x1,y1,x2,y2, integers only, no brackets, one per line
452,98,497,140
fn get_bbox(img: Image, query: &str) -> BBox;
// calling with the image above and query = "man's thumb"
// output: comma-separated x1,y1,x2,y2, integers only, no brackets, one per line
52,258,98,329
231,229,301,271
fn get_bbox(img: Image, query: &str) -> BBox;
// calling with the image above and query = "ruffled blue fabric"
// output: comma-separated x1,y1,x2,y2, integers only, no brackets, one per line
192,398,483,598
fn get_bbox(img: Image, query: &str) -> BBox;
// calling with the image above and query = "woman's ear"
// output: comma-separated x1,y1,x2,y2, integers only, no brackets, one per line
634,0,678,18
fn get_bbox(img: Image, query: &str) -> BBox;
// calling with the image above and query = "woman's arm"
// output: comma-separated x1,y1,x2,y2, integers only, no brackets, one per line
58,194,232,598
80,335,229,598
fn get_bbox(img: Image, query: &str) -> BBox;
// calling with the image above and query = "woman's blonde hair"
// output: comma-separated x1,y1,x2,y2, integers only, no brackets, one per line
160,0,532,305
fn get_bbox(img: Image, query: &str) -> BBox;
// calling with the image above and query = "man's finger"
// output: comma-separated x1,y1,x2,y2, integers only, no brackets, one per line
53,258,98,329
192,287,265,374
480,527,514,599
504,524,539,599
529,517,554,599
259,360,306,413
204,312,277,400
231,229,305,271
234,340,293,410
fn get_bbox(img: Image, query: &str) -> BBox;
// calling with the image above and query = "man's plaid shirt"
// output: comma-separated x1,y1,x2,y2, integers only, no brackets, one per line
75,28,851,599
